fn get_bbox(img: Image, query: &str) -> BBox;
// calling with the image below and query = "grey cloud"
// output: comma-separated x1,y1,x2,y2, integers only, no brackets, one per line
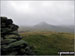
1,1,74,26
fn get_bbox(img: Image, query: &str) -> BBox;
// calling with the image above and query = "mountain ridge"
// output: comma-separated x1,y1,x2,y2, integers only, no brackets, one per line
18,22,74,33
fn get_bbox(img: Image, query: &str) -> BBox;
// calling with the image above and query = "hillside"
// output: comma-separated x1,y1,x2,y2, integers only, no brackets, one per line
20,32,74,55
18,22,74,33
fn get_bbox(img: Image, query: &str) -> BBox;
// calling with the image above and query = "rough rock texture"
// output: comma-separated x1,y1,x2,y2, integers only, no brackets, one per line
1,17,35,55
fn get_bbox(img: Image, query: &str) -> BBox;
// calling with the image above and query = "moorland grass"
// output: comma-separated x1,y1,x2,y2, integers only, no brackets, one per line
20,32,74,55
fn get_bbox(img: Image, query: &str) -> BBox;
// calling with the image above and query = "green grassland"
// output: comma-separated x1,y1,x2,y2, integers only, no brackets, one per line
20,32,74,55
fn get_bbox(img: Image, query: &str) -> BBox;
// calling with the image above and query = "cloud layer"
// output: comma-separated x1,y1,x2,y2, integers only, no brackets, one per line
1,1,74,26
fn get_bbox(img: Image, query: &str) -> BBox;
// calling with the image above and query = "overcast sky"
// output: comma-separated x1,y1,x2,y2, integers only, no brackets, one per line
1,1,74,26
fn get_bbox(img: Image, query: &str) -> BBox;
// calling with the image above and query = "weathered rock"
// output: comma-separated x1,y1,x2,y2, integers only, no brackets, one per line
1,17,35,55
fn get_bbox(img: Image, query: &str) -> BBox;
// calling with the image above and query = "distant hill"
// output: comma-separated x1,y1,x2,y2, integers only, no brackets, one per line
18,22,74,33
